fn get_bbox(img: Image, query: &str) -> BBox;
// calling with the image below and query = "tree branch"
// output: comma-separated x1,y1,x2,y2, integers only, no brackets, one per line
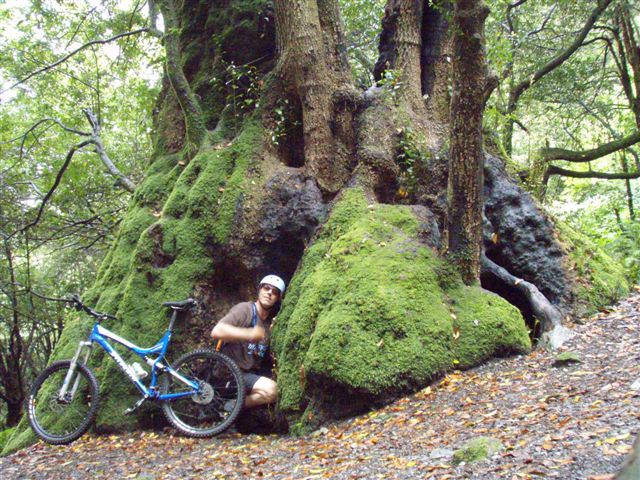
546,164,640,180
525,3,557,39
83,109,136,192
540,129,640,162
1,28,149,95
157,0,206,153
481,253,572,349
509,0,614,110
9,140,93,238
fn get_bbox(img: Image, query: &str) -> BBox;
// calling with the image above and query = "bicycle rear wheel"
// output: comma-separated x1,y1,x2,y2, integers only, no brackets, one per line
161,349,244,437
27,360,99,445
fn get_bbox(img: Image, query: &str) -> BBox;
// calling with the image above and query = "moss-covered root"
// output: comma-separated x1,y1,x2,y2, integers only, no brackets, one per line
272,188,531,429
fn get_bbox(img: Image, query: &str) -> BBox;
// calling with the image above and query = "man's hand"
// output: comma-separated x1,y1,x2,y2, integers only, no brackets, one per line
250,324,266,342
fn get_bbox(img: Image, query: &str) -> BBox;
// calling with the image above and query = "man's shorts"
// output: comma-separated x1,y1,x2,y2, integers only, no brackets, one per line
242,370,272,394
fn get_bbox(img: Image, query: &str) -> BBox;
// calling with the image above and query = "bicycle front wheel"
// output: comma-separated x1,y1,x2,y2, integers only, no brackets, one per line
27,360,100,445
161,349,244,437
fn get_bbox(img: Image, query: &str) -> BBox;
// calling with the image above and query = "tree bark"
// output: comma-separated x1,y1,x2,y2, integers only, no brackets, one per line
421,2,453,133
157,0,206,155
274,0,356,194
447,0,490,285
377,0,424,110
1,240,25,427
374,0,452,146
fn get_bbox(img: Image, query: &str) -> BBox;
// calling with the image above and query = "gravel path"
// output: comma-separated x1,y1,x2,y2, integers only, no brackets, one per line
2,290,639,480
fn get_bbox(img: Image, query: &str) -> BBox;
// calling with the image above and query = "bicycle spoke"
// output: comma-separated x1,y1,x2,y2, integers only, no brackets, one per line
161,350,244,437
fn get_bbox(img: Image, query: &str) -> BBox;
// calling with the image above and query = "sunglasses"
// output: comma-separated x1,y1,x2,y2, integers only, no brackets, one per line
260,284,281,295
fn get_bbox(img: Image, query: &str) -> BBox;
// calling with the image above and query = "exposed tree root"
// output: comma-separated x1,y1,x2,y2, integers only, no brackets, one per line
481,253,574,349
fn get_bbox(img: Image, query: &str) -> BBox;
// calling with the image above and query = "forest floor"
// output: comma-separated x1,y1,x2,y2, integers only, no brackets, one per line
2,290,639,480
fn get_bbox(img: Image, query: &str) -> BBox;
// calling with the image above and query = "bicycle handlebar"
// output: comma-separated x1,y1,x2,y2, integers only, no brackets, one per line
68,295,117,321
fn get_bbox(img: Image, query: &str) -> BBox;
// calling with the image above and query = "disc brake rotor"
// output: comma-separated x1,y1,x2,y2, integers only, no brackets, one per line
192,382,214,404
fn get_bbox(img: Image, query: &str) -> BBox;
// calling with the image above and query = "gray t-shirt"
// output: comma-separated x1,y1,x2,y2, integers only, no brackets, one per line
218,302,270,371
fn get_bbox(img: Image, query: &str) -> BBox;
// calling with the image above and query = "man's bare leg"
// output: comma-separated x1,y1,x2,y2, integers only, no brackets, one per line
244,376,277,408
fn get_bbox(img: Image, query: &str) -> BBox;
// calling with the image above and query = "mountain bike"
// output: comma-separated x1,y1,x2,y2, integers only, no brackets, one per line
27,296,244,445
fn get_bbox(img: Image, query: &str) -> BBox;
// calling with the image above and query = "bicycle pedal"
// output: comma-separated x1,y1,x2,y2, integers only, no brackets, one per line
124,398,146,415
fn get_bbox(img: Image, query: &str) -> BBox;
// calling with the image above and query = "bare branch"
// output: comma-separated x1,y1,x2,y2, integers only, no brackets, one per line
9,140,93,238
506,0,530,34
0,118,90,148
65,6,99,49
546,164,640,180
525,3,557,39
83,109,137,193
540,129,640,162
1,28,149,95
514,118,529,133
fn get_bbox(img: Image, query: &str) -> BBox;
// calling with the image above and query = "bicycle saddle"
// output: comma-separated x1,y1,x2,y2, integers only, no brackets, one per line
162,298,196,310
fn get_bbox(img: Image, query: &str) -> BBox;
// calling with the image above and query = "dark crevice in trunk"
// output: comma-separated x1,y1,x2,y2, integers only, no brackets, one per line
373,3,398,81
264,231,307,282
277,95,305,168
420,2,449,97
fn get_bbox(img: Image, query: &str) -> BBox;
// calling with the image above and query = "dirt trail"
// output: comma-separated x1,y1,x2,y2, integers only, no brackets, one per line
2,290,639,480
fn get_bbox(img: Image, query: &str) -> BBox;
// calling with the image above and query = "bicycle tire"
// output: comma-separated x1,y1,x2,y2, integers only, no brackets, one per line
27,360,100,445
161,349,245,437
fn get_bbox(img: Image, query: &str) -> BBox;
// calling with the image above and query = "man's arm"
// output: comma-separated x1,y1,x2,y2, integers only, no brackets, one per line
211,322,265,343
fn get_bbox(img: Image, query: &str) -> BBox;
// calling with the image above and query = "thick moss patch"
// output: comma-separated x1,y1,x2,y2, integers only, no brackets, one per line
272,188,531,428
555,221,630,314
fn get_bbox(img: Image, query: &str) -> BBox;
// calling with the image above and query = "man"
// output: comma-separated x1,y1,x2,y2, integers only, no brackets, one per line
211,275,285,409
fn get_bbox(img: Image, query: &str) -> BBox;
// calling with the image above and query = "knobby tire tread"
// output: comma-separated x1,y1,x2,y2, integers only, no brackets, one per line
27,360,100,445
162,349,245,437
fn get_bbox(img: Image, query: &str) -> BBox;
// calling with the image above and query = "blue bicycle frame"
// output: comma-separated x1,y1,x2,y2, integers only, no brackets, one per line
66,315,201,404
88,324,200,401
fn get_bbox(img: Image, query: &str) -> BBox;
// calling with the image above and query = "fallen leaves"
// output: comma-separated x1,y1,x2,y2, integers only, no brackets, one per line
3,293,639,480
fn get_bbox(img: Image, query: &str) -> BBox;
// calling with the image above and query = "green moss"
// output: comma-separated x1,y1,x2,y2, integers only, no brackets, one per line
0,428,15,451
555,221,630,313
453,437,504,464
133,155,181,209
273,188,531,426
553,351,582,366
448,285,531,368
2,420,32,455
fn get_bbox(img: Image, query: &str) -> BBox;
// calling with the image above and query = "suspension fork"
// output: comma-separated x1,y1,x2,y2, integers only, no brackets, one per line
58,341,93,400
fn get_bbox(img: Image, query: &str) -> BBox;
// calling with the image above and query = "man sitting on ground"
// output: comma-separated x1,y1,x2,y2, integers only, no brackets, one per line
211,274,284,409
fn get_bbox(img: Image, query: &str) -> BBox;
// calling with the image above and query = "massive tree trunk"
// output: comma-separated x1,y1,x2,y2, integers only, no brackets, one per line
273,0,356,194
2,0,630,451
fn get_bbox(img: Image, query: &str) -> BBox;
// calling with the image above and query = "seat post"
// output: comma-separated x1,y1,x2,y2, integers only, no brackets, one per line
168,309,179,331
